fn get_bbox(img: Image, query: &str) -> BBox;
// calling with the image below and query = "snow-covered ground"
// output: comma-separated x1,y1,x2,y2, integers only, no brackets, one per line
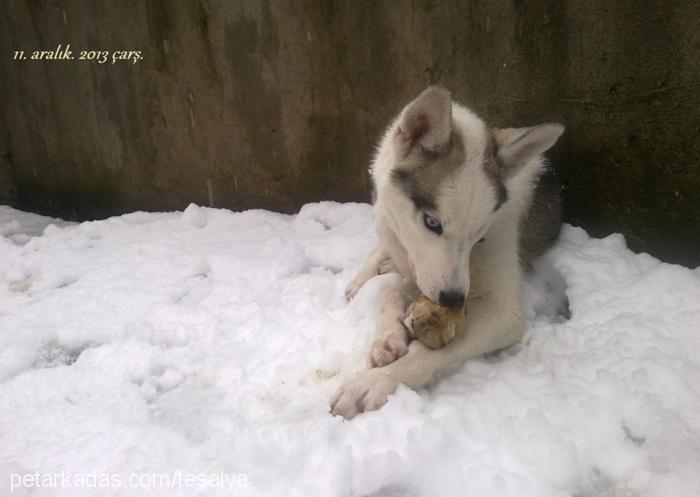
0,202,699,497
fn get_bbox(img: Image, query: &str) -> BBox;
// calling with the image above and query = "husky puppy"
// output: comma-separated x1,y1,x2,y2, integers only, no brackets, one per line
331,86,565,419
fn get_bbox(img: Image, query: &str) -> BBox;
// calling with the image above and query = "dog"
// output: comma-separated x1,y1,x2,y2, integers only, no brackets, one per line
330,86,565,419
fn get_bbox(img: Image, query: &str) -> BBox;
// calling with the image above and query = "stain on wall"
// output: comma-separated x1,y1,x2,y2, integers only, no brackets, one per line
0,0,698,266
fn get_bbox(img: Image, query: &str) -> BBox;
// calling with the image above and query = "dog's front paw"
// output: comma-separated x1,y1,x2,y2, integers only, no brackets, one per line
370,329,408,367
330,369,398,419
344,275,368,300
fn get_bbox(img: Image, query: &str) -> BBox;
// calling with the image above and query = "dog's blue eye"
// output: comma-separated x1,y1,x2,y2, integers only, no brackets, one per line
423,214,442,234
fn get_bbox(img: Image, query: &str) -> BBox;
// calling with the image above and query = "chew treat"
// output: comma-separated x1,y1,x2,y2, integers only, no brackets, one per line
405,295,467,350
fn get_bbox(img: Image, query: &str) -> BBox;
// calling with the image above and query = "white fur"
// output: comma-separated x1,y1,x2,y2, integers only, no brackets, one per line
332,89,562,419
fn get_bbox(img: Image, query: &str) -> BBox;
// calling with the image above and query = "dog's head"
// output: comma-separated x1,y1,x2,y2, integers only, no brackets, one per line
378,86,564,306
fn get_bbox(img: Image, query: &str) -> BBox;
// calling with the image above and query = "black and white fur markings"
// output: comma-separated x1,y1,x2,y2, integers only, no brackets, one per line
332,86,565,419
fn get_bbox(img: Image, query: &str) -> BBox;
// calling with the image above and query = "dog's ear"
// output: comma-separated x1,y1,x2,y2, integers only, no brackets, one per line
493,123,564,178
398,86,452,152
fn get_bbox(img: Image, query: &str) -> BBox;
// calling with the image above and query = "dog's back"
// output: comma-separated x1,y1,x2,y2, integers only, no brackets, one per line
519,166,563,269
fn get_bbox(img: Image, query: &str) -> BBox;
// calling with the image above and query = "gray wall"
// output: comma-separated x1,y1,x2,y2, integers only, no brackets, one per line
1,1,698,266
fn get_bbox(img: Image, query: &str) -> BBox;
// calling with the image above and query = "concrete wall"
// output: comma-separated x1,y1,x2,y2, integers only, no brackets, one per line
1,1,698,266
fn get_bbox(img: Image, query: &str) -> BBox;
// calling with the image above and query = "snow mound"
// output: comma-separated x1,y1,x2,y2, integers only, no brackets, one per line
0,202,698,497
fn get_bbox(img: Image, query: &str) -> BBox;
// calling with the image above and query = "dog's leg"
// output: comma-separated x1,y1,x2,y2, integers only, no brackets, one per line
369,283,409,367
331,291,523,419
345,246,389,300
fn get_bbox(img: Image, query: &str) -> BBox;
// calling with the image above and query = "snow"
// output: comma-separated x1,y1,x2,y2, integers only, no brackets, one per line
0,201,699,497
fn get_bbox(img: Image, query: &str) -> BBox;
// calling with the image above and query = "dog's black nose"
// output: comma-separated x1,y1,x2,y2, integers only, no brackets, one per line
438,291,465,308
